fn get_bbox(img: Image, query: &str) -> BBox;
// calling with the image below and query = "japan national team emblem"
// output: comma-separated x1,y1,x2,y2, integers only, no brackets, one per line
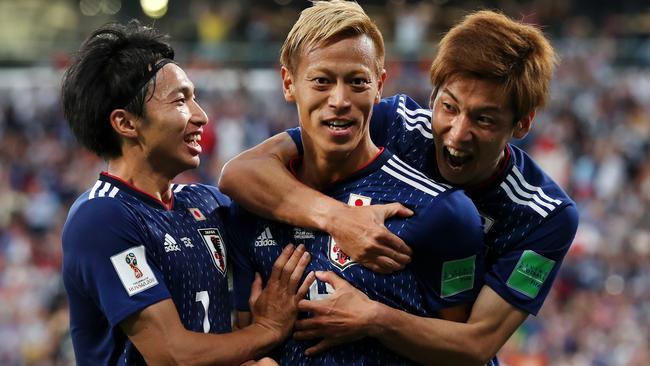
328,236,356,271
347,193,372,207
188,208,206,221
199,228,227,276
125,252,143,278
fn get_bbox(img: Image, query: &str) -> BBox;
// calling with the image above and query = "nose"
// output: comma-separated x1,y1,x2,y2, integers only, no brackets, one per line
328,81,351,111
447,114,472,144
190,98,209,126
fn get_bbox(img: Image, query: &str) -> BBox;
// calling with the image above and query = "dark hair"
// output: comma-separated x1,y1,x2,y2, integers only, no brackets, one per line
61,20,174,159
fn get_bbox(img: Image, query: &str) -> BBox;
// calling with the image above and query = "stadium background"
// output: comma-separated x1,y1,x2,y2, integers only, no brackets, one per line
1,0,649,365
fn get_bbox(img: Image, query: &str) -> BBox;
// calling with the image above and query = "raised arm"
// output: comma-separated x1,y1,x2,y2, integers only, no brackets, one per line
122,245,312,366
219,132,413,273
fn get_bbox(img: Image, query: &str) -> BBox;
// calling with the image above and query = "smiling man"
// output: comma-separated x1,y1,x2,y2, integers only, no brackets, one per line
60,21,311,365
220,8,579,366
227,1,485,365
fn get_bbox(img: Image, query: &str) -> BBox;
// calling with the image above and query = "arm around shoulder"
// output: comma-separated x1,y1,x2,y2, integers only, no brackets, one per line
218,131,346,231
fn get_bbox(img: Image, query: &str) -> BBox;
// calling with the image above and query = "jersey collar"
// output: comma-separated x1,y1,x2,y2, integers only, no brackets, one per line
289,147,390,191
100,172,174,211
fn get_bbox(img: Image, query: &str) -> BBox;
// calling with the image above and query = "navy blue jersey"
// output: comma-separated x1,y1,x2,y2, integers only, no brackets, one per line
62,172,232,365
366,94,579,316
229,148,484,366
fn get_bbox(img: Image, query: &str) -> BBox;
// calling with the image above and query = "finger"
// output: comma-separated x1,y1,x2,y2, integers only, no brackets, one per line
382,202,414,218
288,250,311,293
314,271,347,290
377,230,412,258
293,328,324,340
305,339,341,356
280,244,306,285
294,316,322,330
297,298,324,313
256,357,279,366
296,271,316,300
269,244,295,283
363,257,402,274
248,273,263,309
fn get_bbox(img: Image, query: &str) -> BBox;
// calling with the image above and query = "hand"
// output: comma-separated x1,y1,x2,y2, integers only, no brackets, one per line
293,271,379,356
326,203,413,274
249,244,314,343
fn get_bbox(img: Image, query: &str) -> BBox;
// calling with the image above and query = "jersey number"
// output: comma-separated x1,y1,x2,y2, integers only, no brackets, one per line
308,280,334,300
195,290,210,333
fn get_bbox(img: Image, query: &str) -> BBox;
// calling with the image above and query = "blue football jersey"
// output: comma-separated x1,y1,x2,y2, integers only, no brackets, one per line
62,172,232,365
229,148,485,366
367,94,579,316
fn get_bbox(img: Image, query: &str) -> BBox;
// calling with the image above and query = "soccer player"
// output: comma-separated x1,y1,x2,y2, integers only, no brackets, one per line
60,21,311,365
219,8,579,366
228,1,485,364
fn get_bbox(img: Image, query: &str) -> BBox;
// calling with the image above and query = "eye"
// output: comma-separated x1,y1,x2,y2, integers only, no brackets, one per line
477,115,495,125
313,77,330,85
441,101,456,113
174,97,187,105
351,78,370,87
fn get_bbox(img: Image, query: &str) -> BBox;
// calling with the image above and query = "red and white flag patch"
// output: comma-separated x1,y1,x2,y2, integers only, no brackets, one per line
189,207,206,221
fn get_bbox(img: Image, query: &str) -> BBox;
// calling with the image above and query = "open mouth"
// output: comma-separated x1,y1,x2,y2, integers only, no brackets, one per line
184,132,201,148
443,146,472,168
323,119,354,131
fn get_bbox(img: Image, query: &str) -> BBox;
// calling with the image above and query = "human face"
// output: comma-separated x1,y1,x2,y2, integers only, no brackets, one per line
431,74,532,187
137,64,208,177
282,34,385,162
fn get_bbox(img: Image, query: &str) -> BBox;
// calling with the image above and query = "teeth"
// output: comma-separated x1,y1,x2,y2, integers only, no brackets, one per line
447,147,468,158
327,120,352,127
185,133,201,144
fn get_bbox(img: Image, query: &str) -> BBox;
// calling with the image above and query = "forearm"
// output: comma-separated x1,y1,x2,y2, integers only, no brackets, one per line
368,286,527,365
124,300,284,366
165,323,281,366
219,133,344,231
368,303,487,366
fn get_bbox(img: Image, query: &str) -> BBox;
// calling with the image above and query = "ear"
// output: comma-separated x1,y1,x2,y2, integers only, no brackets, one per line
110,109,138,139
374,68,387,104
513,110,535,139
281,66,295,102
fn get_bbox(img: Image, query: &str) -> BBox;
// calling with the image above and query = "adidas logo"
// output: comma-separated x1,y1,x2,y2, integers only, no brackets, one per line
254,227,277,247
164,233,181,253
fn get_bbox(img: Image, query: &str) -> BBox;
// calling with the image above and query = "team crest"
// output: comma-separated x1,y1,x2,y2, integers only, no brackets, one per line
328,237,356,270
188,207,206,221
198,228,227,276
347,193,372,207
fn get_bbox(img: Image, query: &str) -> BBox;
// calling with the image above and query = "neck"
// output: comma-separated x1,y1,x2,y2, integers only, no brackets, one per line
297,136,380,190
107,154,174,204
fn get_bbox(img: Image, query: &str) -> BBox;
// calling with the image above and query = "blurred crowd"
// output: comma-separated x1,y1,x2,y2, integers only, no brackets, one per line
1,2,650,366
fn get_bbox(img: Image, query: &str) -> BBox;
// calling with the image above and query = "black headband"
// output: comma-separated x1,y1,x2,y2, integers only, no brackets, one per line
117,58,177,109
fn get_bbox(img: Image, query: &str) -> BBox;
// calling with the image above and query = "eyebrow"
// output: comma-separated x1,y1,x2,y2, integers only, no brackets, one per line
165,85,194,99
442,87,504,113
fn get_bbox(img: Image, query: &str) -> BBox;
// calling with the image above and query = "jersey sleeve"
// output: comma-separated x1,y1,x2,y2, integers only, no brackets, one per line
62,198,170,327
484,203,579,315
286,127,303,156
408,190,485,312
203,184,232,208
224,204,257,312
369,94,435,173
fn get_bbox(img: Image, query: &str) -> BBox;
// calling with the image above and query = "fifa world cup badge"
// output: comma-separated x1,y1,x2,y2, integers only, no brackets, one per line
125,252,144,278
